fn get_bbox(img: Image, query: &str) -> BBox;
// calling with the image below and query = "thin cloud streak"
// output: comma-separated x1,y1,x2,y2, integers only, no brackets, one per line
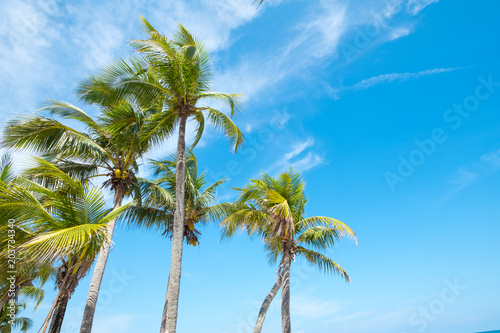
407,0,440,15
330,67,460,99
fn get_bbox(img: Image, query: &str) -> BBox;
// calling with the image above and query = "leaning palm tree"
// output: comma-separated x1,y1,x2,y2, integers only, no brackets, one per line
119,152,227,329
78,17,244,333
1,100,160,332
0,158,130,333
222,169,357,333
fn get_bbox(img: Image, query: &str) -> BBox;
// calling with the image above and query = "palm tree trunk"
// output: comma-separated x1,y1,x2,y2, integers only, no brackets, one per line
253,277,282,333
159,274,170,332
48,290,70,333
40,295,58,333
79,188,124,333
0,292,10,310
281,249,292,333
162,114,188,333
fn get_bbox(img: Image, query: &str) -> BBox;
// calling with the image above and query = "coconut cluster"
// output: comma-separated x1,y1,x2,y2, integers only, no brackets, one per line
106,168,136,194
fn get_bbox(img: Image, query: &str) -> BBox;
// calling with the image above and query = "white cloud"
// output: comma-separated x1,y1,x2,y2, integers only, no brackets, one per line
266,137,323,175
352,67,459,89
71,21,125,71
480,149,500,167
285,138,315,160
407,0,439,15
146,0,264,52
0,0,62,116
212,1,348,102
213,0,442,107
290,152,324,172
330,67,460,98
450,149,500,190
0,0,268,120
438,149,500,203
449,168,478,189
388,25,414,40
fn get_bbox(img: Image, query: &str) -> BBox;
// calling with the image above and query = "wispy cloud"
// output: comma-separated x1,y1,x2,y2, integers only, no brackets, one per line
388,25,414,40
285,138,315,160
330,67,460,99
407,0,440,15
443,149,500,198
214,0,442,108
266,137,324,174
0,0,270,120
212,0,349,101
290,152,324,172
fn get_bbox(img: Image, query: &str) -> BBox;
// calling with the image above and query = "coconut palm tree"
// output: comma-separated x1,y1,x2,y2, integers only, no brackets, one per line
119,152,228,329
0,158,130,333
221,169,357,333
77,17,244,333
1,100,159,332
0,153,51,328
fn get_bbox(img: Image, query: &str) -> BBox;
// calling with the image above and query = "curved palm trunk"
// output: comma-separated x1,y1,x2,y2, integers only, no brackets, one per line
253,277,282,333
40,295,58,333
79,188,124,333
281,249,292,333
159,275,170,332
48,290,70,333
162,114,188,333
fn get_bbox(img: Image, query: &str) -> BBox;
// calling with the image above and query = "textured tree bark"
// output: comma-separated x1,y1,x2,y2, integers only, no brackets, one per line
79,188,123,333
253,277,282,333
159,275,170,332
162,114,188,333
48,290,70,333
281,247,292,333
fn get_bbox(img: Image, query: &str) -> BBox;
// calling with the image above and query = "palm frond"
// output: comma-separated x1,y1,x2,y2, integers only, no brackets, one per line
38,100,100,130
295,246,350,282
296,216,357,244
204,107,244,152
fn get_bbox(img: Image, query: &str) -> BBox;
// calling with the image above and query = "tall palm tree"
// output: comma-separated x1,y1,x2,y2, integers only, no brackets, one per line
0,158,131,333
1,100,159,332
222,169,357,333
78,17,244,333
119,152,228,330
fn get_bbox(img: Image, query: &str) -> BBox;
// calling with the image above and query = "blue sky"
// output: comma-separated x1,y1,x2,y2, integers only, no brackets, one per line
1,0,500,332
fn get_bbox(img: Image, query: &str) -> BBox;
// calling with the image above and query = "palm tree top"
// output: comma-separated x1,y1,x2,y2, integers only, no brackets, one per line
120,152,227,246
222,168,357,282
76,17,245,153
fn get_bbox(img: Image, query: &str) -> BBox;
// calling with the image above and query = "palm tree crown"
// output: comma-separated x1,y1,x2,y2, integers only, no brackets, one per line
0,158,130,333
121,152,227,245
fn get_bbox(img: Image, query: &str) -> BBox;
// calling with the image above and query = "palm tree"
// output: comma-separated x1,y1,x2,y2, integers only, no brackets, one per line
78,17,244,333
222,169,357,333
119,152,228,329
0,153,51,331
0,158,130,333
1,100,159,332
